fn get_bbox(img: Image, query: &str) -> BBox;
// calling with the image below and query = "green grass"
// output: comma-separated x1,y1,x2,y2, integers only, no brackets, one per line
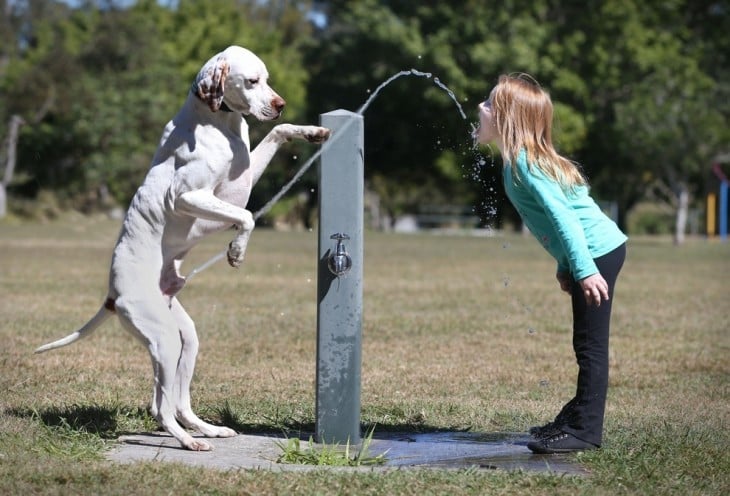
1,216,728,495
276,426,387,466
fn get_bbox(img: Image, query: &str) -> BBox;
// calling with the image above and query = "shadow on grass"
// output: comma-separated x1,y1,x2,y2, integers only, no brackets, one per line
6,404,156,439
219,406,473,440
216,399,478,439
8,401,474,442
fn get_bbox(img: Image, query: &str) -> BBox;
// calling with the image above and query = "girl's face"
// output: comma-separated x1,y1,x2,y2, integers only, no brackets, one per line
474,92,498,146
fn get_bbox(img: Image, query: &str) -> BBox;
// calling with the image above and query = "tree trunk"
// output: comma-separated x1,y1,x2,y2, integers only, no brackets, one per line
0,114,25,218
0,183,6,218
674,184,689,245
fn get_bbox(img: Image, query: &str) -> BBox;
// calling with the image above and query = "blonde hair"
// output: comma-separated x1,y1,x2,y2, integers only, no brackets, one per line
491,74,586,188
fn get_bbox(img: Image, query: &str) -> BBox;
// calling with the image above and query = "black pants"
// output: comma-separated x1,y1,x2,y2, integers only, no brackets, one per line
561,243,626,447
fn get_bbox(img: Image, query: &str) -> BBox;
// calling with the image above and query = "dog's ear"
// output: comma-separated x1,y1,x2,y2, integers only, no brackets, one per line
195,55,230,112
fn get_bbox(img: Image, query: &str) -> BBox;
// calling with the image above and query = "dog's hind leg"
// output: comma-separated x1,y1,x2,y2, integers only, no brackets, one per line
115,294,213,451
169,298,237,438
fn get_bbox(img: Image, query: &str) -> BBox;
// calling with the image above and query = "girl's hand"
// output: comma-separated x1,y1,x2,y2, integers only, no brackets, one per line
579,273,609,306
556,272,572,293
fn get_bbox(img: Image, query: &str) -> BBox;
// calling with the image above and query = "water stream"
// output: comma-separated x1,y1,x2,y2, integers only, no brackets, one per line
187,69,469,280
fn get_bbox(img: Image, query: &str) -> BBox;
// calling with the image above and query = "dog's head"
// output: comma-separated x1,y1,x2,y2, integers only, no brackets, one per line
194,46,285,120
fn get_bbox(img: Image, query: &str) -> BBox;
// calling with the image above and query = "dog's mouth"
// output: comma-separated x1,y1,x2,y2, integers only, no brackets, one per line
240,94,285,121
249,107,284,122
259,108,283,120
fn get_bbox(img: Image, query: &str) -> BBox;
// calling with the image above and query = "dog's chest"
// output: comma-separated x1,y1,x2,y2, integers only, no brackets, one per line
214,153,253,207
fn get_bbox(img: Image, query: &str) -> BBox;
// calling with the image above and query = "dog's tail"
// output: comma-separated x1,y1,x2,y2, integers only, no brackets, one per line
34,297,116,354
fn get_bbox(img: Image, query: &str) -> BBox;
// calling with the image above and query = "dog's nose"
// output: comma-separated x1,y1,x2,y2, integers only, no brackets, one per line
272,96,286,114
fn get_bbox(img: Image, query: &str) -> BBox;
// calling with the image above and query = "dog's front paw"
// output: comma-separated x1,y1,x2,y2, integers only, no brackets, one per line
227,229,252,268
304,126,331,144
227,240,246,268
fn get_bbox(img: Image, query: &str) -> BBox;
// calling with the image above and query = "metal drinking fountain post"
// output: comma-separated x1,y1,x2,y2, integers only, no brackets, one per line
315,110,364,444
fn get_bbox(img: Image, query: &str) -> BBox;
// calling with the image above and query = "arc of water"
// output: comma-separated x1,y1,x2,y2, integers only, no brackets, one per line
186,69,467,281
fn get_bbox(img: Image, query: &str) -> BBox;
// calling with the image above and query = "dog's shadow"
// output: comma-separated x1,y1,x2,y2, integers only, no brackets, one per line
8,403,316,440
7,404,154,439
9,403,478,448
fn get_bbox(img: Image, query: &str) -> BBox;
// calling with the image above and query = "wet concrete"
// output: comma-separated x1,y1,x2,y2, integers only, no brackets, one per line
371,432,587,474
107,431,587,475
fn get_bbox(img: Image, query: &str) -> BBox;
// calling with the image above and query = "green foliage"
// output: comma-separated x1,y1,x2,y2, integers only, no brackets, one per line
2,0,313,211
307,0,730,229
1,0,727,231
627,202,675,235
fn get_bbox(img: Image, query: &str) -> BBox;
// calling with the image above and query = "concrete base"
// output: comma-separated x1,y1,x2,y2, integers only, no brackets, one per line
107,431,587,474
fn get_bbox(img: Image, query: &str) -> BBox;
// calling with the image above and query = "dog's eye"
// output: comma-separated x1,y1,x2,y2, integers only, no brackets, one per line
247,78,259,85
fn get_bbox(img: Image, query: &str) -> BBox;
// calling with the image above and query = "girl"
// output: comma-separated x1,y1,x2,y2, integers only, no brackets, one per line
474,74,627,454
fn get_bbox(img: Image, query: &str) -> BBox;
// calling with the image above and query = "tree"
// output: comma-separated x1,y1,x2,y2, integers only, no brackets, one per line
582,0,730,241
8,1,180,211
0,115,24,218
307,0,730,236
2,0,726,234
0,0,70,217
1,0,317,217
305,0,591,228
615,63,728,243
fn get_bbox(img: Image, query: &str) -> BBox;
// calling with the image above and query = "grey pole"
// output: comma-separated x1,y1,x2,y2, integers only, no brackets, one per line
316,110,364,444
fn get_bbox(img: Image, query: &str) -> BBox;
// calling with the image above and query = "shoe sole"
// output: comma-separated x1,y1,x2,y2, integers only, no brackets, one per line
527,442,598,454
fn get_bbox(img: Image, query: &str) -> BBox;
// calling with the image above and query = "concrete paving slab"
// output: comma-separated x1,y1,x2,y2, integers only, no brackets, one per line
107,431,588,475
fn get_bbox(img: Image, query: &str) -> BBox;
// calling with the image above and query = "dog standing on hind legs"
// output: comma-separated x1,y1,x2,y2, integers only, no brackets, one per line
34,45,331,451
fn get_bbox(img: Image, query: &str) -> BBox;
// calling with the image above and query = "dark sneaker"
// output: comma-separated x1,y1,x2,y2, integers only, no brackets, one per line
530,398,579,439
527,432,598,454
529,421,563,438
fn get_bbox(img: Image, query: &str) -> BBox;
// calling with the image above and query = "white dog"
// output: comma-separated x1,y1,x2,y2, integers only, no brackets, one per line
35,46,330,451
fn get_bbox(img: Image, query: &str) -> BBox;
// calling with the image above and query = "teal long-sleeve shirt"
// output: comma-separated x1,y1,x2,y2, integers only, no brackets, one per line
503,150,627,281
